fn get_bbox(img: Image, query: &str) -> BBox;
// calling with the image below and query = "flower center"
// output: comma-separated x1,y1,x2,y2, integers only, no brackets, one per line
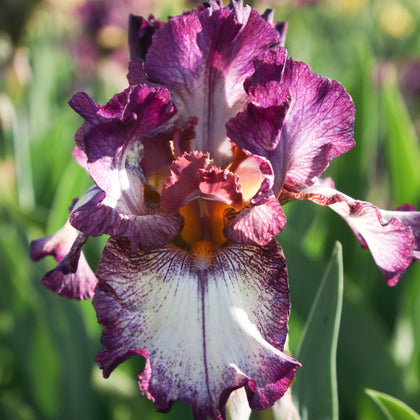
161,149,266,254
180,198,230,248
191,240,215,270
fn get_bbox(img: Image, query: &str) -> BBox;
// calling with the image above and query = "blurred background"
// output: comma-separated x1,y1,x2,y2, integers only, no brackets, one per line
0,0,419,419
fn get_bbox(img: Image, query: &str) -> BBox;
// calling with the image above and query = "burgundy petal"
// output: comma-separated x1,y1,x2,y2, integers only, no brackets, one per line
244,48,288,96
126,14,164,85
381,206,420,261
224,196,286,246
226,81,291,195
290,180,420,286
70,86,175,201
127,58,150,86
30,219,97,300
141,117,197,183
161,152,243,215
228,50,355,196
128,14,163,60
94,237,300,419
228,149,273,204
68,86,182,249
70,188,184,251
144,2,283,167
275,57,356,191
260,9,288,47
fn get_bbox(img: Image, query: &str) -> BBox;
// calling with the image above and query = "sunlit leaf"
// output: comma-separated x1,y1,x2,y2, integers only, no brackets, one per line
366,389,420,420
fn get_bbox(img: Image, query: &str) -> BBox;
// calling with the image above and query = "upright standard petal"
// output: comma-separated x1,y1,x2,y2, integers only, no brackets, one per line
144,2,283,166
68,86,183,249
287,180,420,285
128,14,163,61
227,50,355,195
94,237,300,419
279,58,355,190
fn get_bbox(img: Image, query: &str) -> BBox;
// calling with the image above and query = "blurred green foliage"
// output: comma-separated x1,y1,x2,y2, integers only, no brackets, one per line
1,0,419,419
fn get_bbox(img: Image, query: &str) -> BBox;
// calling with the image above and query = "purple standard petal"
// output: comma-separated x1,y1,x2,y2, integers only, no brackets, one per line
127,14,164,85
289,180,420,286
228,50,355,196
144,2,283,167
69,86,176,185
30,220,97,300
68,86,183,249
260,9,288,47
270,57,356,191
128,14,163,60
226,80,291,195
94,237,300,419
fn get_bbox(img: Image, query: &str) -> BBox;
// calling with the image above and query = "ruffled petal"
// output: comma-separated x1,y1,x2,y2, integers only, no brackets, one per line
224,150,287,246
68,86,183,249
228,50,355,195
244,48,288,101
30,217,97,300
70,187,184,251
224,196,286,246
289,180,420,286
273,57,356,191
69,86,175,194
260,9,288,47
141,117,197,184
94,237,300,419
226,81,290,195
160,152,243,214
381,205,420,261
144,2,283,167
127,58,150,86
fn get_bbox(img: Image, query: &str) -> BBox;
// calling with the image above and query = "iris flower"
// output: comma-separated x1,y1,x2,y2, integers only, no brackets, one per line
30,1,420,419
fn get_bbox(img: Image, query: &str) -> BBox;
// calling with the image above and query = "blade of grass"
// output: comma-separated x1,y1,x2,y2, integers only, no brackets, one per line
382,77,420,205
294,242,344,420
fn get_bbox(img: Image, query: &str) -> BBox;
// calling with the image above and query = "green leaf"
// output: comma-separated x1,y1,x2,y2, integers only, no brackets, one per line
294,242,344,420
366,389,420,420
47,158,91,232
28,320,61,417
382,78,420,205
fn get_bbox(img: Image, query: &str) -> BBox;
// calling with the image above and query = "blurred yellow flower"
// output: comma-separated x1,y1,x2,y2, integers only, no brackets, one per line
339,0,367,13
380,3,414,38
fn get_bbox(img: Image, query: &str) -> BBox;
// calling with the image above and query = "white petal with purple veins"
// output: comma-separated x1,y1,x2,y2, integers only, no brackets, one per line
94,238,299,419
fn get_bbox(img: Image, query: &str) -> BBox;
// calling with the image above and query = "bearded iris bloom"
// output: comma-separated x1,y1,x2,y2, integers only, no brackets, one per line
30,1,420,419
